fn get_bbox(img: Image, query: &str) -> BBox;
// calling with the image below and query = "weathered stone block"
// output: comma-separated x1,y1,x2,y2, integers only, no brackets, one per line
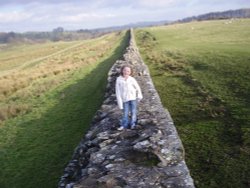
58,29,195,188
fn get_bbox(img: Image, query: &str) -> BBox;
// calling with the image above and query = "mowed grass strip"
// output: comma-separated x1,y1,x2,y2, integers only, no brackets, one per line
0,31,129,188
0,41,81,72
0,33,120,121
135,19,250,188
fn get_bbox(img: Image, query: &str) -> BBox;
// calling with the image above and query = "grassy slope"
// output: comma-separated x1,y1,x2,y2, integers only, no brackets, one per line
135,19,250,188
0,31,129,188
0,41,81,72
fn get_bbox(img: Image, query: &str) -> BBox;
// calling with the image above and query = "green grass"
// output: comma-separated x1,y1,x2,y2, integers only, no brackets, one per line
0,33,124,120
0,31,129,188
135,19,250,188
0,41,80,72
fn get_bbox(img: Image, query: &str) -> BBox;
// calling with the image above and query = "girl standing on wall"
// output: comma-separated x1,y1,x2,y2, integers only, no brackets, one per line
115,65,143,130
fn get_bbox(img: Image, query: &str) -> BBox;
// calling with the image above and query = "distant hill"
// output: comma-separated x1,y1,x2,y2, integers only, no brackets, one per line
93,20,170,32
175,8,250,23
0,21,169,44
2,8,249,44
0,28,105,44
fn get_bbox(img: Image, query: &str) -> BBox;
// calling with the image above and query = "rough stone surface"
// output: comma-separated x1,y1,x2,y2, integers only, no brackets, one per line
58,30,195,188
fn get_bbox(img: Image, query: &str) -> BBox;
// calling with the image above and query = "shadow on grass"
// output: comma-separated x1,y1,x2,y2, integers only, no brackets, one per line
0,31,129,188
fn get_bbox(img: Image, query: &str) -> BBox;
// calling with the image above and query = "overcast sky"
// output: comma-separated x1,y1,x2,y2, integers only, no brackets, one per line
0,0,249,32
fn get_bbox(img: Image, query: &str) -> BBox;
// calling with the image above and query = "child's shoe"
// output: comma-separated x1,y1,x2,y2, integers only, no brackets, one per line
117,126,124,131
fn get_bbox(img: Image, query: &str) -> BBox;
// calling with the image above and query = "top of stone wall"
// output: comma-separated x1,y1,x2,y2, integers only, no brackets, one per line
58,29,195,188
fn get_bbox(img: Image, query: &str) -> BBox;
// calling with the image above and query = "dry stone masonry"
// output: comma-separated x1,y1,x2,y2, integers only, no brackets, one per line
58,30,195,188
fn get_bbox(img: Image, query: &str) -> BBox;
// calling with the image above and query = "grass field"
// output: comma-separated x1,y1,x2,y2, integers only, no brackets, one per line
135,19,250,188
0,31,129,188
0,41,86,72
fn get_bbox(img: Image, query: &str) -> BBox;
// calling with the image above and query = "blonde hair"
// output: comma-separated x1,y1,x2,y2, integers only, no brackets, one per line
120,65,133,76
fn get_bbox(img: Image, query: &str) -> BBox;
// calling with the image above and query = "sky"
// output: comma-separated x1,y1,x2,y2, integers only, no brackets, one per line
0,0,249,32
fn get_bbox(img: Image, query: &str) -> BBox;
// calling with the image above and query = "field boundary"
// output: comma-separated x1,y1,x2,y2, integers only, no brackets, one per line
58,29,194,188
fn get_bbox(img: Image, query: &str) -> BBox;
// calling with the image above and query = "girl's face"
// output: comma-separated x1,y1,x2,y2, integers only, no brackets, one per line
122,67,131,77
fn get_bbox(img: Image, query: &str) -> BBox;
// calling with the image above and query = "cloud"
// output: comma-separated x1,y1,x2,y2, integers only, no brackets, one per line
0,11,32,23
1,0,250,32
0,0,77,6
0,1,119,31
137,0,177,8
58,13,115,23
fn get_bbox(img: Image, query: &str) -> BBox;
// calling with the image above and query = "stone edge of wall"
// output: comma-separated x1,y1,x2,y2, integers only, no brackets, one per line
58,29,195,188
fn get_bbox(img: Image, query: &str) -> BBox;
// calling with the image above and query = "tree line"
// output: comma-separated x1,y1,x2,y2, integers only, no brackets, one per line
0,27,105,44
175,8,250,23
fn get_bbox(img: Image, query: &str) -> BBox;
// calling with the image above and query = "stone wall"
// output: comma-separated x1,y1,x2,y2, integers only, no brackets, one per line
58,30,195,188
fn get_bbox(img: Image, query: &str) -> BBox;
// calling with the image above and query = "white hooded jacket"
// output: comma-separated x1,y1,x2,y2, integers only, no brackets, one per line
115,75,143,109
